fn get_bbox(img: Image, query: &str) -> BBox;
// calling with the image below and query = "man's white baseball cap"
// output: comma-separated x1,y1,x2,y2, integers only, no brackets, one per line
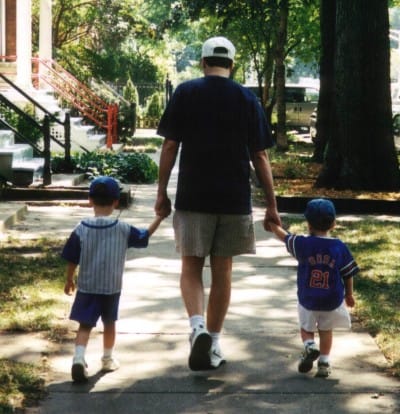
201,36,235,61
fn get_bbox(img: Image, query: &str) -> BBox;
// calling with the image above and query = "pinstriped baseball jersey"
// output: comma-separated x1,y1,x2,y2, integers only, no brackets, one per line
284,234,359,311
62,217,149,294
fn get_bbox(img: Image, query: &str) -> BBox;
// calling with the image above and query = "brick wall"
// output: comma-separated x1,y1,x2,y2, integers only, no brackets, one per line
5,0,16,57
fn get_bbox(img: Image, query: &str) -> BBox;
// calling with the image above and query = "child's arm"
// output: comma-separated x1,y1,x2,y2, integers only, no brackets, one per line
344,277,355,307
268,221,289,242
64,262,77,295
147,215,164,236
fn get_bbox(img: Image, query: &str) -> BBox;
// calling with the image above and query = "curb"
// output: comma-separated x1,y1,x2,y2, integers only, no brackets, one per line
0,203,27,232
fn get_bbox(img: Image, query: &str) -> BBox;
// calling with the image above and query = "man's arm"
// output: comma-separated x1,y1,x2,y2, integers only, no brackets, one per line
251,149,281,231
155,138,179,217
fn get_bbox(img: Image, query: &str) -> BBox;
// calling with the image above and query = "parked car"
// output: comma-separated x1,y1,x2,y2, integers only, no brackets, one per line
244,83,319,130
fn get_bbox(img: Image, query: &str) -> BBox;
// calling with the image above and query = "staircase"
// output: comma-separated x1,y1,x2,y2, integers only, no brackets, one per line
31,88,107,152
0,129,44,186
0,58,119,186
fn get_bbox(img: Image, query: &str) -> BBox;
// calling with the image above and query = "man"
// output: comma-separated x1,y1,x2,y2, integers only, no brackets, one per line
155,36,281,371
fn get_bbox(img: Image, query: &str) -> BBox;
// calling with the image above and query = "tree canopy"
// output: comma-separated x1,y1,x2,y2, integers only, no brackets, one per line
30,0,400,191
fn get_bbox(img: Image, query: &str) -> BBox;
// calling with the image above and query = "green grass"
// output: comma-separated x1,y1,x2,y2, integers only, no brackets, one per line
0,359,47,413
0,237,67,412
284,216,400,377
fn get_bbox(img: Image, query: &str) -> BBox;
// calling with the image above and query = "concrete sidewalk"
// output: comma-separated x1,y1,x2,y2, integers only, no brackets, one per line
1,170,399,413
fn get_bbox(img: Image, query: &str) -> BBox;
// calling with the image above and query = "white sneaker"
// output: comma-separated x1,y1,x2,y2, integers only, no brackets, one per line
71,356,88,382
101,356,120,372
188,324,212,371
210,344,226,369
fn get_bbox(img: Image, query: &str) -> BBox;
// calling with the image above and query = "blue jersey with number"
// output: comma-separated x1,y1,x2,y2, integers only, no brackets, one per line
285,234,359,311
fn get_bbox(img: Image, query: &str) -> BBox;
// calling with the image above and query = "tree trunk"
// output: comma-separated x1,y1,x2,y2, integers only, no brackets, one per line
275,0,289,151
312,0,336,163
316,0,400,190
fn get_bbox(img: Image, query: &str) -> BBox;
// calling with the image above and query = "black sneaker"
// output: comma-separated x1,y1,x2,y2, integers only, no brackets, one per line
188,325,212,371
298,342,320,373
71,356,88,382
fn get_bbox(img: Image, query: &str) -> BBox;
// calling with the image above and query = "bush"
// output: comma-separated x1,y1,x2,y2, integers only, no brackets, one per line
51,151,158,184
145,92,164,119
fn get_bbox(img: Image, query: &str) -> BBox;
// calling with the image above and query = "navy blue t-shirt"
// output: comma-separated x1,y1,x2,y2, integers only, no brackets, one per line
157,76,274,214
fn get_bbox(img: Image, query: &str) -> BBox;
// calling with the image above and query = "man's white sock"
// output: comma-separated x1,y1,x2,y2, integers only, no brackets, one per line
189,315,205,329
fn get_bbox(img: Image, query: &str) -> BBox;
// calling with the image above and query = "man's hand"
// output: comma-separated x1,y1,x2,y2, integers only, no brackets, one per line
263,207,281,232
155,194,172,218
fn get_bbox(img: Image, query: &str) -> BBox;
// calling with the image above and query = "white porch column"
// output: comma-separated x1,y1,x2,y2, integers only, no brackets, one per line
39,0,52,89
16,0,32,88
0,0,5,57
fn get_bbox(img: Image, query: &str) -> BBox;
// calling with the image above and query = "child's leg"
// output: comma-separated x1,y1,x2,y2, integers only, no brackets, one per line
74,323,92,357
316,329,333,377
318,329,333,359
300,328,315,343
103,321,116,352
102,321,119,372
72,323,92,382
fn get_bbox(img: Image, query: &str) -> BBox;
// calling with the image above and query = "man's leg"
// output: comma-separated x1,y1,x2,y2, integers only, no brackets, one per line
180,255,212,370
207,255,232,333
206,255,232,368
180,255,205,316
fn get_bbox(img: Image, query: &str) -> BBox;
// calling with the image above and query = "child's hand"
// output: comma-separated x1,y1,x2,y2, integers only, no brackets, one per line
345,294,355,307
64,280,75,296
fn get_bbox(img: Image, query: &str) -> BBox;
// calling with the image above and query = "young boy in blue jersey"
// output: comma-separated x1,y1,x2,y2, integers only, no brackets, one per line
268,198,359,377
62,176,164,382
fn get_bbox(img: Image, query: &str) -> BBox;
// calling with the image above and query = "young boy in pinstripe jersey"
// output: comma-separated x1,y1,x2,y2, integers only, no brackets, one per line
62,176,164,382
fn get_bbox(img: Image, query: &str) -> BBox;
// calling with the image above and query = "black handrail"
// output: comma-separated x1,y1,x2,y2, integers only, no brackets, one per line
0,117,42,155
0,73,64,126
0,93,66,150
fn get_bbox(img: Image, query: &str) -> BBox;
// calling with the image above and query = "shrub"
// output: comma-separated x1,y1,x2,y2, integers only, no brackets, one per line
51,151,158,184
145,92,164,119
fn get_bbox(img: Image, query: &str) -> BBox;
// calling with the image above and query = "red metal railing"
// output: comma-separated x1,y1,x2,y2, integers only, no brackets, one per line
32,57,118,148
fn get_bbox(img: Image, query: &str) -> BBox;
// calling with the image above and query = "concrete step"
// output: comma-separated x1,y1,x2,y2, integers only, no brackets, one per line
12,157,45,186
0,144,34,181
0,130,15,146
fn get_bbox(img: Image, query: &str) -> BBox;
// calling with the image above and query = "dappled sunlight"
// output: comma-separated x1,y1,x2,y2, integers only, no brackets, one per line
125,256,180,269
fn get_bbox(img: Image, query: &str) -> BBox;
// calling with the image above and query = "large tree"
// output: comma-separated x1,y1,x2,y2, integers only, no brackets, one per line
316,0,400,190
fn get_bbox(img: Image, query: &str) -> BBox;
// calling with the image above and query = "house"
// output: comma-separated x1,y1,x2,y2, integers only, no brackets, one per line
0,0,118,186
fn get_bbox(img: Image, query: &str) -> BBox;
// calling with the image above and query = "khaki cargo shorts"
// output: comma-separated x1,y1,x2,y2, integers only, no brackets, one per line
173,210,256,257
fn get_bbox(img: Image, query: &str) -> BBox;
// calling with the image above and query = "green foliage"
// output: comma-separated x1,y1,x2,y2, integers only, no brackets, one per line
0,359,46,412
51,151,158,184
0,104,42,146
145,92,164,118
123,76,140,105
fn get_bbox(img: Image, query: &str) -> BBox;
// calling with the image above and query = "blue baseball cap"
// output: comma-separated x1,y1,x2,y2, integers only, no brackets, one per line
304,198,336,222
89,176,120,200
